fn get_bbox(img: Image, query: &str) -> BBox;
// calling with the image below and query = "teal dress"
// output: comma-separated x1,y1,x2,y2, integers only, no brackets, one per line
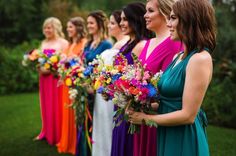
157,50,209,156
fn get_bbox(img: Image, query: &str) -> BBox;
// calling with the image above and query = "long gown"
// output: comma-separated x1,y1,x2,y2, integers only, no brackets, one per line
37,43,66,145
133,37,181,156
37,74,62,145
92,49,119,156
111,42,134,156
157,49,209,156
77,40,112,156
57,39,86,155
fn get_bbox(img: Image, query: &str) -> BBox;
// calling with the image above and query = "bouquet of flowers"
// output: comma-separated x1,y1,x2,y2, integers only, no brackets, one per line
22,49,40,67
97,54,162,133
37,49,61,76
22,48,61,76
88,54,128,100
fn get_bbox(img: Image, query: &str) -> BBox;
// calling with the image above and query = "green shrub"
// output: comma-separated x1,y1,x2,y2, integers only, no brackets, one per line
0,40,40,94
203,60,236,128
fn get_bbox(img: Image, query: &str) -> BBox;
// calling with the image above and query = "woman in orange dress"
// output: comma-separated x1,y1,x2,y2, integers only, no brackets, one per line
36,17,68,145
57,17,87,155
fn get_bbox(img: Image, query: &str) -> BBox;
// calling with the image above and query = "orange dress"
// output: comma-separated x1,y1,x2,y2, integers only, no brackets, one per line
57,38,86,155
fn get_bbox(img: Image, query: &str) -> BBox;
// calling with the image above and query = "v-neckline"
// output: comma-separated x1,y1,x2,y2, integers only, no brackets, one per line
144,37,169,61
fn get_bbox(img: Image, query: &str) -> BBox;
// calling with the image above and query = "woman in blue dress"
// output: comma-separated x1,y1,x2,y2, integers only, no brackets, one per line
128,0,216,155
78,10,112,156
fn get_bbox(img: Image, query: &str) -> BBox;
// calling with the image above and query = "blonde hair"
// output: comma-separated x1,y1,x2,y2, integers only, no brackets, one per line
43,17,65,38
147,0,175,17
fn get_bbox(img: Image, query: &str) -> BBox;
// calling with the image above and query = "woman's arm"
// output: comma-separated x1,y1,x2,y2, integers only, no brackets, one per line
129,50,213,126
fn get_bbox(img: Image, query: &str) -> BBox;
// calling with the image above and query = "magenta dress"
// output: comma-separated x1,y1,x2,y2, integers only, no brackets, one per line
133,37,182,156
37,74,62,145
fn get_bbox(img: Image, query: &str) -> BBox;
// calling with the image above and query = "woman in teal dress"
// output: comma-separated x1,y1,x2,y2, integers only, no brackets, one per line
128,0,217,155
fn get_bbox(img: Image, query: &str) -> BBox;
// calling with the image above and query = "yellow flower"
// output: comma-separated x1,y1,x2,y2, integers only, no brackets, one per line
65,78,72,87
44,63,50,69
106,78,111,84
94,80,101,90
49,56,58,63
78,73,84,78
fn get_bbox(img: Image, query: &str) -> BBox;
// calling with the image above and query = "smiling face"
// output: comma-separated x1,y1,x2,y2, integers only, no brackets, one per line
108,15,121,38
66,21,77,38
43,23,55,39
120,11,132,35
144,0,165,31
87,16,99,35
167,11,179,41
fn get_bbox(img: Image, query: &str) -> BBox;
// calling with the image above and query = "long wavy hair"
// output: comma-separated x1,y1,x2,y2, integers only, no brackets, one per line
122,2,154,55
172,0,216,54
86,10,109,48
68,17,87,43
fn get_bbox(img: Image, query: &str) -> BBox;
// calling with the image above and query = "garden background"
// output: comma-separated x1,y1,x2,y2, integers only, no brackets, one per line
0,0,236,155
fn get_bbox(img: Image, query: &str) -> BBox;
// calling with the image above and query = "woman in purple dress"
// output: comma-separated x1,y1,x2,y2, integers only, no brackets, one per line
111,2,154,156
133,0,182,156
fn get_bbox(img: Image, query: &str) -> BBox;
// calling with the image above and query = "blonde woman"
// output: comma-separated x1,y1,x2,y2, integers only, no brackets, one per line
36,17,68,145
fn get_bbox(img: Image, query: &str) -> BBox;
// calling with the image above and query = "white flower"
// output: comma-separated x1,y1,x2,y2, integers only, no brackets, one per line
69,89,78,100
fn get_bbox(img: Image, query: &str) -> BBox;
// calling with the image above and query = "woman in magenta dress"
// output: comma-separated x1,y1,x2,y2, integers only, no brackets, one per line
111,2,154,156
36,17,68,145
133,0,181,155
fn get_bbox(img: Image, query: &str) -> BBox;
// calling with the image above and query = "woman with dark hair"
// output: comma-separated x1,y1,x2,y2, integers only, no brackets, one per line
111,2,154,156
57,16,87,155
128,0,216,155
133,0,181,156
92,10,129,156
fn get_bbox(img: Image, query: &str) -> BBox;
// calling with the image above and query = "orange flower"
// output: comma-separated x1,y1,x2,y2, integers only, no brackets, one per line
128,87,140,95
28,49,39,61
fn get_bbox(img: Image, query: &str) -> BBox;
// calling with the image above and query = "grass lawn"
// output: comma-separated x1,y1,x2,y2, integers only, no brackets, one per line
0,92,236,156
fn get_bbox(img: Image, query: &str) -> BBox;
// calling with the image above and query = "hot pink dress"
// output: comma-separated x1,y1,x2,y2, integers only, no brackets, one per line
134,37,182,156
37,74,62,145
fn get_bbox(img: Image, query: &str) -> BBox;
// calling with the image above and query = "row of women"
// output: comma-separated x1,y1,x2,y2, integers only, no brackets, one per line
35,0,216,156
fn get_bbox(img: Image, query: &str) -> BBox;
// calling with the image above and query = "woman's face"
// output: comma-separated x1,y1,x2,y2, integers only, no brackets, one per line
66,21,77,38
167,11,179,41
43,23,55,39
144,0,165,31
87,16,99,35
120,11,132,35
108,15,121,38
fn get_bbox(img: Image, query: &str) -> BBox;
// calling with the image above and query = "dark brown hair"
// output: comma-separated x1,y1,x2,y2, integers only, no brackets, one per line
68,17,87,43
172,0,216,54
122,2,154,55
111,10,122,28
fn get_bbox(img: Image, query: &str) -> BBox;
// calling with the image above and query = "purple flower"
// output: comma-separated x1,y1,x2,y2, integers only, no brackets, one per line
97,86,105,94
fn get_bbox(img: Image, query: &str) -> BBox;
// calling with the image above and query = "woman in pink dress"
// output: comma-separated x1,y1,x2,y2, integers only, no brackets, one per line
133,0,182,156
36,17,68,145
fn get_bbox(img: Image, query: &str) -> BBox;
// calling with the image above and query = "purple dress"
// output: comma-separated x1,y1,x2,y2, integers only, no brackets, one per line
111,43,134,156
133,37,182,156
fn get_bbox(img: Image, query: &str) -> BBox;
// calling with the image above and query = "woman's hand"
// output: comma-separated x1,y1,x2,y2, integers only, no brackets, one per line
127,110,147,125
87,86,94,94
151,102,159,111
38,66,50,75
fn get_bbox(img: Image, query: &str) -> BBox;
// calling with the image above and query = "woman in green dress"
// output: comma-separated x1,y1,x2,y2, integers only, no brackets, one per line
127,0,216,155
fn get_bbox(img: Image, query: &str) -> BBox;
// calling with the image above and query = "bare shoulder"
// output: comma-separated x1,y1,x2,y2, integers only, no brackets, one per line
132,40,147,56
189,50,212,66
59,38,69,45
113,37,129,49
